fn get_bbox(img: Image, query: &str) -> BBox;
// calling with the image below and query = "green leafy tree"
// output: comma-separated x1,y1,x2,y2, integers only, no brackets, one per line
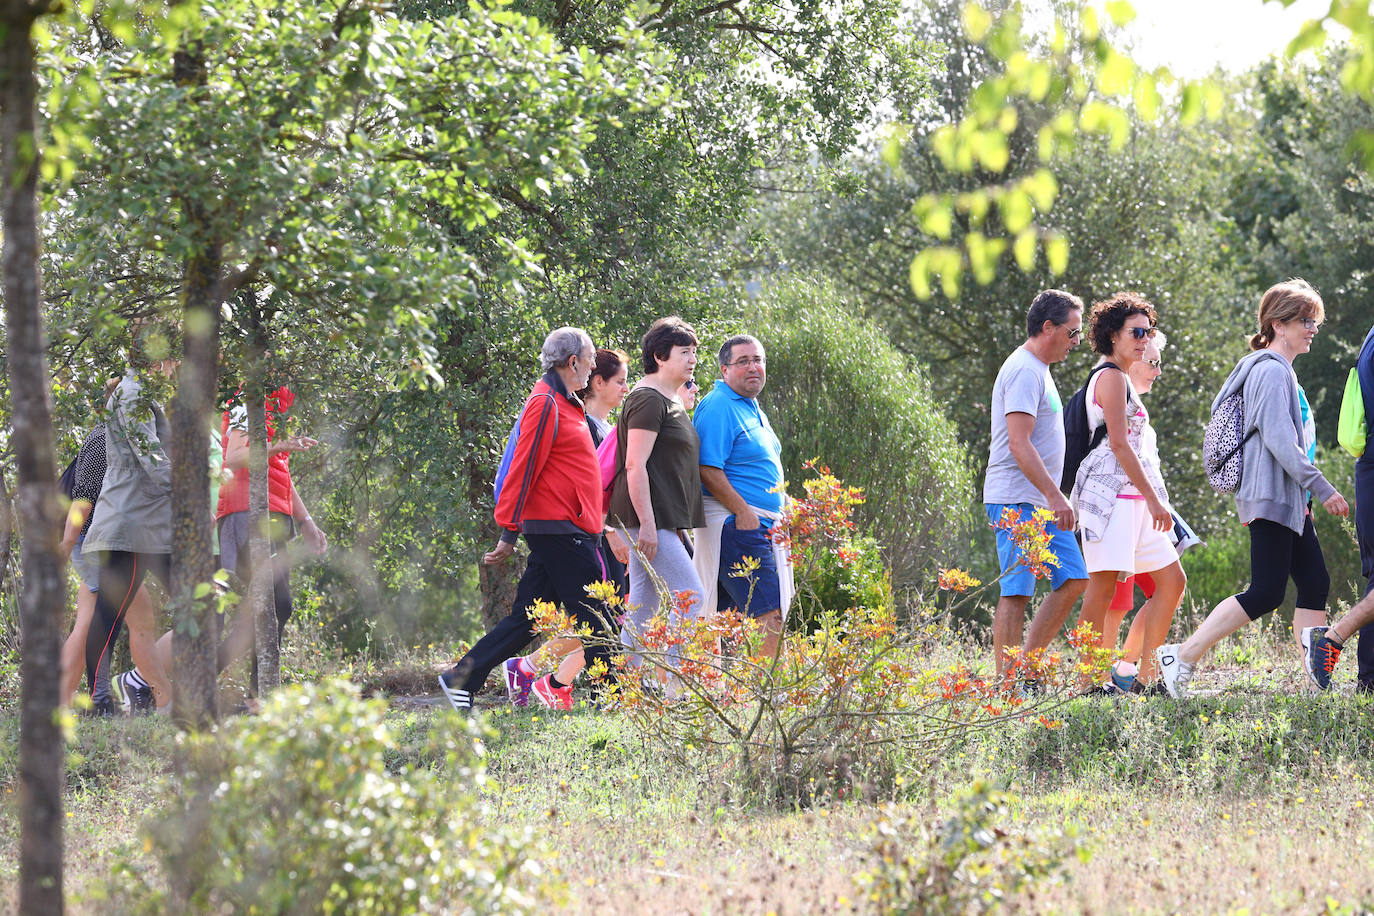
42,0,668,698
315,0,943,636
767,1,1249,541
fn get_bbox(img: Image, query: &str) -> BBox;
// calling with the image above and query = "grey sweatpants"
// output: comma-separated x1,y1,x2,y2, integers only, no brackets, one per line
621,526,705,667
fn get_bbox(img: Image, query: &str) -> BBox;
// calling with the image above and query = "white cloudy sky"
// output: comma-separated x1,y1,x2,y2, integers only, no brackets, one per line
1112,0,1344,77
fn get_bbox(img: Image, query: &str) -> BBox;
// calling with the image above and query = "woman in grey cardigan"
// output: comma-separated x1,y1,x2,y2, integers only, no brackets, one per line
1157,280,1349,698
82,355,178,713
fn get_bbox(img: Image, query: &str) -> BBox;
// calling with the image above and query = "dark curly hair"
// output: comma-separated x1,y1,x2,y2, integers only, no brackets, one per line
1088,292,1157,356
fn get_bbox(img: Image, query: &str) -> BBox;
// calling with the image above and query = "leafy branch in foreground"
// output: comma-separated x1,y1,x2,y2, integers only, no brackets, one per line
105,679,552,913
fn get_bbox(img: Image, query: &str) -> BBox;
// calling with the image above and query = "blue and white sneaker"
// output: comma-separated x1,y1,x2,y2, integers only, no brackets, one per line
1110,662,1137,694
1302,626,1342,691
437,672,473,712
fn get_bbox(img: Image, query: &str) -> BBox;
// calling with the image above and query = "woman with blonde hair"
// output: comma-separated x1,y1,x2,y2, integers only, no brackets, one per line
1157,280,1350,697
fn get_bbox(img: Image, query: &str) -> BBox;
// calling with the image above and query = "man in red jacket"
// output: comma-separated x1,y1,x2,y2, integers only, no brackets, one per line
439,327,612,711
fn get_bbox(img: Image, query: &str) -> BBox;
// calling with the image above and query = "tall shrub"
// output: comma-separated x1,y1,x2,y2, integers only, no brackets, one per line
747,276,976,586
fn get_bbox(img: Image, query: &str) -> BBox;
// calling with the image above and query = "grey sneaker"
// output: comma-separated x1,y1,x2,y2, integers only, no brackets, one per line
1154,643,1195,699
1301,626,1342,691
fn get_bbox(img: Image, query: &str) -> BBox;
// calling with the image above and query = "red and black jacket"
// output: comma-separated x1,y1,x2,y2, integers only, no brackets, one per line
496,371,602,542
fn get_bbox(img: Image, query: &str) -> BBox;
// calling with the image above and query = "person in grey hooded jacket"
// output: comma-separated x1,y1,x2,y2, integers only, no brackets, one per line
83,344,179,713
1156,279,1349,698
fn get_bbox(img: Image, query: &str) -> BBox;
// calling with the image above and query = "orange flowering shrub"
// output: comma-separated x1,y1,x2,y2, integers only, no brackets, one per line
522,468,1109,807
993,506,1061,580
770,459,865,562
937,568,981,592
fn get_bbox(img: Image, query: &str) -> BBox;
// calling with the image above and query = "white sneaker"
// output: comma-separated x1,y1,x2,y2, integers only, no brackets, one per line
1154,644,1195,698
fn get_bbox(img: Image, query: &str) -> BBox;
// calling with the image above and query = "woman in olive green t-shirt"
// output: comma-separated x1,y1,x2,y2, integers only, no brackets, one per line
609,317,707,671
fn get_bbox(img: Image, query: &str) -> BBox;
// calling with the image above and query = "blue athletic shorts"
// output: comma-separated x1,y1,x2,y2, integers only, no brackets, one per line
718,519,782,618
985,502,1088,598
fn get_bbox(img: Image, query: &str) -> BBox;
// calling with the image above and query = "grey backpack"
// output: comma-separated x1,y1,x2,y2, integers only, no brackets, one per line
1203,391,1255,493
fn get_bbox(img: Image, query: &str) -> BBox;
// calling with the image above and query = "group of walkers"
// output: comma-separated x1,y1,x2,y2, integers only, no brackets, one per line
438,319,792,710
61,280,1374,715
987,281,1374,698
60,329,327,715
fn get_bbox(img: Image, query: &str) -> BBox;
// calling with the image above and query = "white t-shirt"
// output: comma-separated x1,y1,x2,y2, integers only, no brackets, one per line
1085,367,1154,497
983,346,1065,506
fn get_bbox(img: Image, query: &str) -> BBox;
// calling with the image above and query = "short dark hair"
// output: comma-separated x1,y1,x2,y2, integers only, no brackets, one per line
1088,292,1157,356
640,316,699,374
1026,289,1084,339
718,334,762,367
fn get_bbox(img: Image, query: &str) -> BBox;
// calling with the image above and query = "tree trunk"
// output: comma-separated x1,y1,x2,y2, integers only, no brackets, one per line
169,228,221,728
1,8,65,913
477,518,520,630
168,46,220,728
244,298,278,694
0,462,16,600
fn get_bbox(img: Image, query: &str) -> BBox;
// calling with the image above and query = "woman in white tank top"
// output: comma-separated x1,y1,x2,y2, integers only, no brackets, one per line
1070,293,1187,693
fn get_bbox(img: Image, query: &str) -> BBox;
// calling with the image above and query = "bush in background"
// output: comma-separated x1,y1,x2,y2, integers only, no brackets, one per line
747,275,978,589
792,533,894,633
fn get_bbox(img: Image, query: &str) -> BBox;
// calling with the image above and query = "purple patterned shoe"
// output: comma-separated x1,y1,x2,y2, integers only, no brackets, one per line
503,657,535,707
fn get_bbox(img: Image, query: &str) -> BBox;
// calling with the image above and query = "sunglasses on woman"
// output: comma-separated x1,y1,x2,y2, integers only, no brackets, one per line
1126,326,1156,340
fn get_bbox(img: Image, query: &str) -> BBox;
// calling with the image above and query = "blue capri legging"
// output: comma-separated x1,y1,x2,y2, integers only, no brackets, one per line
1234,515,1329,620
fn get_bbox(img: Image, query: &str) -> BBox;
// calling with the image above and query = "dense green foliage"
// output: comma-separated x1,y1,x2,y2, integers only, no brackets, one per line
1,0,1371,655
748,276,977,587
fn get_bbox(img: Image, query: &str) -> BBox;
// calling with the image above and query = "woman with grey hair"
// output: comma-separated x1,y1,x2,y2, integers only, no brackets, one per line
439,326,615,711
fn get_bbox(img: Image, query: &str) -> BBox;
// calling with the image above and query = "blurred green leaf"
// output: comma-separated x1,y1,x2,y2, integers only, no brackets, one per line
1044,233,1069,276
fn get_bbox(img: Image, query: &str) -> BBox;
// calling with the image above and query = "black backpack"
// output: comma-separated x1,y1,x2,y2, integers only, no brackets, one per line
1059,361,1119,494
58,455,79,500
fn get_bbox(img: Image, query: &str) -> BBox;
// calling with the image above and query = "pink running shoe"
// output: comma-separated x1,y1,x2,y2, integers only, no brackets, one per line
503,657,536,707
531,674,574,711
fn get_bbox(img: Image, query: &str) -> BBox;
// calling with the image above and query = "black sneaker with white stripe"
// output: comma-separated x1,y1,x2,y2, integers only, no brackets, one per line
116,670,155,715
437,672,473,712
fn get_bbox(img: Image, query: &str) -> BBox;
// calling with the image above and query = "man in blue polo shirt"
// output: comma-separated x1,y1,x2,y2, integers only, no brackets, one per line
693,334,792,659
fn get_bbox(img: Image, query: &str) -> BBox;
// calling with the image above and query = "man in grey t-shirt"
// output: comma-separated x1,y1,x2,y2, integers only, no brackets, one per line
984,289,1089,682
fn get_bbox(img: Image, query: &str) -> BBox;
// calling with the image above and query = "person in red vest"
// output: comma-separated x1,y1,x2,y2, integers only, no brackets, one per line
214,385,327,692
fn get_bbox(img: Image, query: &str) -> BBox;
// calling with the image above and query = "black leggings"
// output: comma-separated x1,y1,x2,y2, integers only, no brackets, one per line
86,551,171,683
1234,516,1329,620
445,532,613,694
216,521,293,676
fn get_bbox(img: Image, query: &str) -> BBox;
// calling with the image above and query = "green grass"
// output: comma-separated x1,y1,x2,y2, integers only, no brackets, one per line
4,626,1374,913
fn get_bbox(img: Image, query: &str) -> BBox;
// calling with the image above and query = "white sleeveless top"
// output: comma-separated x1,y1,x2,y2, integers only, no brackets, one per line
1085,368,1157,497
